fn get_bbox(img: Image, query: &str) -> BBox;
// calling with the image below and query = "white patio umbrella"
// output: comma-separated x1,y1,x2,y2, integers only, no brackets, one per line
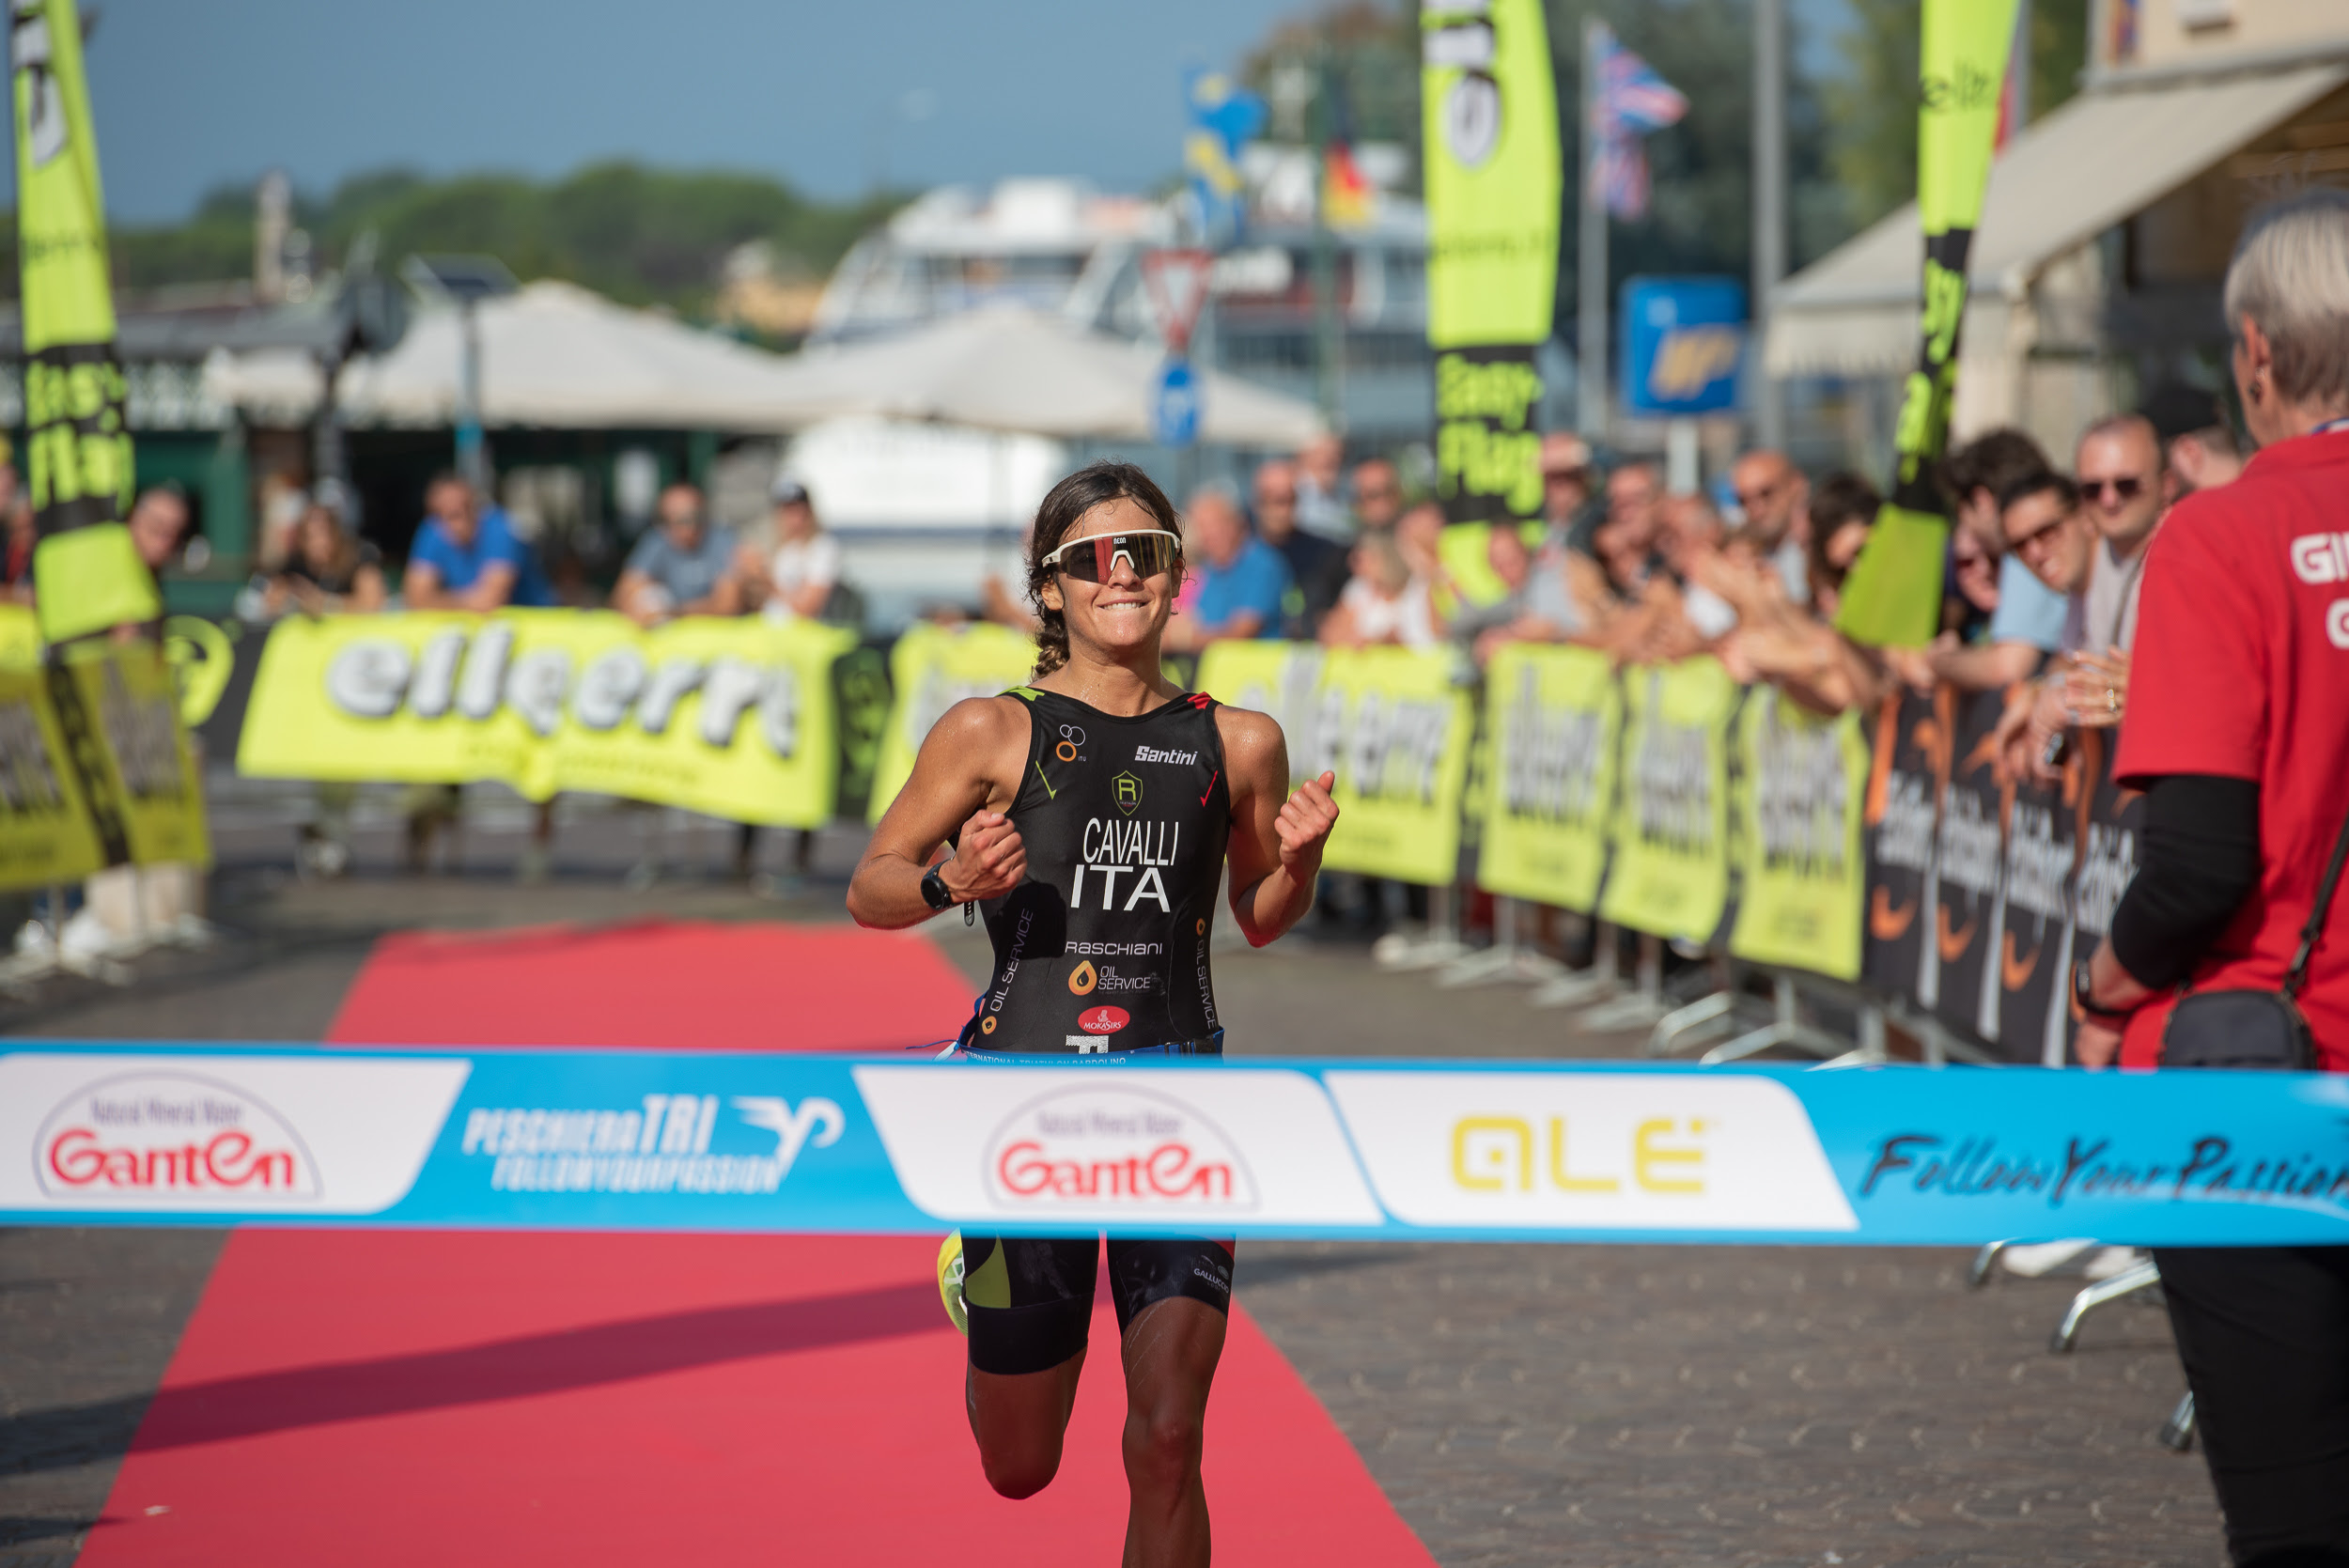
758,305,1327,447
202,279,809,430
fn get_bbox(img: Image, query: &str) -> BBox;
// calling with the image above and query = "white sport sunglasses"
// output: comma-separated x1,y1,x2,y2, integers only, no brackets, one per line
1041,529,1183,583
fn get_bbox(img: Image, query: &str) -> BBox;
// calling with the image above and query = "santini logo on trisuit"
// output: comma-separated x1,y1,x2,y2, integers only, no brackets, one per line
1133,745,1199,765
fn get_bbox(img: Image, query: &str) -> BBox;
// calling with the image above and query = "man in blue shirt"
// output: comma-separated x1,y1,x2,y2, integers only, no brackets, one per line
402,473,555,610
397,470,558,881
1165,487,1292,650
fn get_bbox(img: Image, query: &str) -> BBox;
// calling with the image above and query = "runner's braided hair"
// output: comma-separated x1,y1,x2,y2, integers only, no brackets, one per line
1024,459,1184,678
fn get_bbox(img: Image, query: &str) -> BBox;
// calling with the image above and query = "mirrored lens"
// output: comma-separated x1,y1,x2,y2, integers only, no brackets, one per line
1056,532,1180,583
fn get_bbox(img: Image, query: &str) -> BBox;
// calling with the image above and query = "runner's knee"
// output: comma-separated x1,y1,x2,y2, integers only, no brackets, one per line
1122,1403,1204,1491
981,1441,1063,1501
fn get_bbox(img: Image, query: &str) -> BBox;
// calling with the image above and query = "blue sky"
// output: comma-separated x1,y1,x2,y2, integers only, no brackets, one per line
78,0,1852,224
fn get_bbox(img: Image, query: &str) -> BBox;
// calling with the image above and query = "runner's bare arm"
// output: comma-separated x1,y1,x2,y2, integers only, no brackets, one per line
1218,706,1338,947
848,696,1031,929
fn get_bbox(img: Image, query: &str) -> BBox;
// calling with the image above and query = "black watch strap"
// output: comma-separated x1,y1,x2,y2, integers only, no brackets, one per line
920,863,955,911
2072,957,2128,1022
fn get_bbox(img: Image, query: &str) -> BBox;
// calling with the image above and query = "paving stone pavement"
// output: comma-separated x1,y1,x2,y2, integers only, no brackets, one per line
0,1230,225,1568
1236,1242,2219,1568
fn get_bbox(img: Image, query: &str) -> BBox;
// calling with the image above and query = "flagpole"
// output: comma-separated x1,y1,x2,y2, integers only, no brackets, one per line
1577,16,1607,439
1752,0,1788,450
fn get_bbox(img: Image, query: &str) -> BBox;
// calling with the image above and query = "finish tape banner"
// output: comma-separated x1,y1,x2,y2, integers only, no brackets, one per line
239,611,857,828
1199,642,1473,885
10,1043,2349,1248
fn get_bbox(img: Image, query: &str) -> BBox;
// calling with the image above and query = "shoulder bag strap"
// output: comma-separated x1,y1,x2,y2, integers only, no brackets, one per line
2285,800,2349,996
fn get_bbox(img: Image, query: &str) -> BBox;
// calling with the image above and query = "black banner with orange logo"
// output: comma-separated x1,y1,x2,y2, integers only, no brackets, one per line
1861,689,1948,1002
1993,768,2075,1065
1930,690,2006,1049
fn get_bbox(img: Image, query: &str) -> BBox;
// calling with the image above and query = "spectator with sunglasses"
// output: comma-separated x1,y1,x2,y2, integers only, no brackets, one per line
1993,418,2173,782
1728,448,1812,603
2071,413,2173,654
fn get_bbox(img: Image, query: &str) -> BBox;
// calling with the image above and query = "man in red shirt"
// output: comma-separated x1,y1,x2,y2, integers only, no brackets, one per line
2072,189,2349,1566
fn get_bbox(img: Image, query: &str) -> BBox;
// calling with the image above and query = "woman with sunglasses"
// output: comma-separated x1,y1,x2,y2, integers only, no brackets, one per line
848,459,1339,1566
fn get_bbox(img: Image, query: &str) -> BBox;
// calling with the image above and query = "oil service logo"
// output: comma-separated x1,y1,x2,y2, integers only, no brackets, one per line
1068,960,1097,996
37,1072,320,1203
984,1085,1258,1211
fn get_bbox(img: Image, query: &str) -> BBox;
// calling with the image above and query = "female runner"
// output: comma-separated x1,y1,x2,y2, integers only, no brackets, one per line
848,459,1338,1567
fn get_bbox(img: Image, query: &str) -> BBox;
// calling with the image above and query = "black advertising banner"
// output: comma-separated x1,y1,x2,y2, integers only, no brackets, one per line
1861,689,1948,1003
2071,726,2142,988
1432,345,1545,527
1931,689,2005,1048
1993,764,2078,1066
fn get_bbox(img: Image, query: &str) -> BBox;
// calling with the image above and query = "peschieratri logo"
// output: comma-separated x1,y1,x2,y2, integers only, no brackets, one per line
984,1084,1259,1209
458,1093,844,1195
1112,770,1143,815
38,1072,320,1201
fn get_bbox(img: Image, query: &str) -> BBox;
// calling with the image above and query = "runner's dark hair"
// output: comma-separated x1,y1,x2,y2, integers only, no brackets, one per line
1024,459,1183,678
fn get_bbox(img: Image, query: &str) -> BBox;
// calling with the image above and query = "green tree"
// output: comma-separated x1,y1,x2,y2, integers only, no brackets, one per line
1823,0,2089,233
19,163,897,319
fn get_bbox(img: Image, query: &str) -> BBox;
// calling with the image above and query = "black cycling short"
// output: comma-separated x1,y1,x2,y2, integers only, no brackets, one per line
963,1234,1236,1376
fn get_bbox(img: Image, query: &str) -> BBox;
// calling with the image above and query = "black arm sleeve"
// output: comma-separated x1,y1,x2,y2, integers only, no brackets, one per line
2107,773,2261,990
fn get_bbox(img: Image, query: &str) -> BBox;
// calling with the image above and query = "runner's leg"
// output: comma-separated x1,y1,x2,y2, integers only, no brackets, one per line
969,1354,1087,1499
964,1234,1099,1498
1118,1296,1225,1568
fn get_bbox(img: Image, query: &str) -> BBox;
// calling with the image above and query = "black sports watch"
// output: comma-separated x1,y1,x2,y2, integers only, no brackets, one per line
2072,956,2129,1023
920,863,956,911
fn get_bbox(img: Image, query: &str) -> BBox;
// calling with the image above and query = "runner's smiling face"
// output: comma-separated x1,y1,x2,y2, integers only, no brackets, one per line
1038,496,1181,661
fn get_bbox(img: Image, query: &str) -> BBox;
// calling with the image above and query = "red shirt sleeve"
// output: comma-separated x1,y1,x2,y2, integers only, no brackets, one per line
2111,504,2267,787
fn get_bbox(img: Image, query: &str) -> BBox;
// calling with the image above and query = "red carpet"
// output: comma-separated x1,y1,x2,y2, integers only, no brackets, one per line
85,920,1434,1566
327,918,980,1051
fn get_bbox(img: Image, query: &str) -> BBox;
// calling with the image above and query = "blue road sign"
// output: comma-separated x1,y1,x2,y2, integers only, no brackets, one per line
1151,357,1201,448
1622,276,1747,417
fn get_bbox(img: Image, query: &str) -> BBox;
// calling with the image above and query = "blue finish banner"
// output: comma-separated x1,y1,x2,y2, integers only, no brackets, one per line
6,1043,2349,1247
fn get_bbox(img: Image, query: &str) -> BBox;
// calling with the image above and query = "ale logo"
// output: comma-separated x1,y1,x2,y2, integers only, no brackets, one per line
984,1085,1257,1209
1112,771,1143,815
1077,1005,1128,1035
38,1072,320,1202
1068,960,1098,996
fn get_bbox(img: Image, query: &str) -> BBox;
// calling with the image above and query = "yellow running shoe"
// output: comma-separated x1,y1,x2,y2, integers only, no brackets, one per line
936,1230,967,1336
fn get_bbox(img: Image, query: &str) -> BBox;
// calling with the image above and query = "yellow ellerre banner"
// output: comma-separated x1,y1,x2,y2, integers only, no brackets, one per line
1727,687,1870,981
1598,657,1740,944
0,662,103,888
73,641,211,869
238,612,855,828
1200,641,1473,886
1476,643,1620,912
865,621,1040,824
0,642,209,891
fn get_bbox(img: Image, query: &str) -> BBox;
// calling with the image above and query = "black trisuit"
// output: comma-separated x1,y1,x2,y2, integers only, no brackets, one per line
957,685,1237,1375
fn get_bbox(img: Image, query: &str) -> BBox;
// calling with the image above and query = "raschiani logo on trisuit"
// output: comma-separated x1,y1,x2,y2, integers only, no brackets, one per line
1112,771,1143,814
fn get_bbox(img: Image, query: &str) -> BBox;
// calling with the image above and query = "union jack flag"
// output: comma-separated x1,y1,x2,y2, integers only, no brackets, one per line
1589,24,1688,221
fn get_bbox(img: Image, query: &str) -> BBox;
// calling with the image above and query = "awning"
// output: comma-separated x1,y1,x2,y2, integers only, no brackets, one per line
1766,60,2349,377
754,305,1328,447
203,280,812,430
